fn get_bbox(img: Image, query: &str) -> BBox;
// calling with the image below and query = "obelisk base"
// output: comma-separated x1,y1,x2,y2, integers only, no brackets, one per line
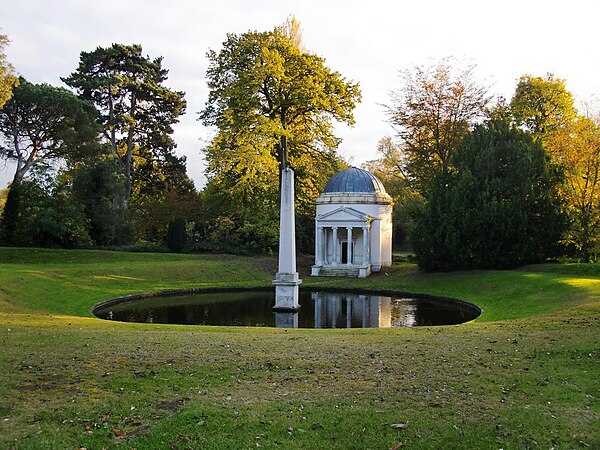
273,273,302,311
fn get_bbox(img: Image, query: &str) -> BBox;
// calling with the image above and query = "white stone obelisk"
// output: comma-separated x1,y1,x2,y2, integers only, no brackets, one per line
273,166,301,310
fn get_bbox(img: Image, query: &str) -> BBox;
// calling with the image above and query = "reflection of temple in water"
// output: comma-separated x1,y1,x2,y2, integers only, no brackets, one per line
309,293,386,328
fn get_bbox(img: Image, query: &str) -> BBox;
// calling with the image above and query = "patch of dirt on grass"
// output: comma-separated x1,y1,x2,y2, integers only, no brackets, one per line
156,397,189,412
15,383,61,391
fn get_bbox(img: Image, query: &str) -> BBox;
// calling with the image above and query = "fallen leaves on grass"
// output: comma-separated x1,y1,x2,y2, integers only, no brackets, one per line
111,428,127,438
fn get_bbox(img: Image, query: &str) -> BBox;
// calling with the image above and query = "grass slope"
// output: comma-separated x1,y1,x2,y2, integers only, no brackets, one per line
0,247,598,449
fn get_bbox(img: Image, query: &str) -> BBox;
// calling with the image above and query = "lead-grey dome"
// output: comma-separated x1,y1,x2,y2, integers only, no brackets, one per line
322,167,386,194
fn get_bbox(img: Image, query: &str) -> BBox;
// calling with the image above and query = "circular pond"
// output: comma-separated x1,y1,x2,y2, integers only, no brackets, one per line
92,288,481,329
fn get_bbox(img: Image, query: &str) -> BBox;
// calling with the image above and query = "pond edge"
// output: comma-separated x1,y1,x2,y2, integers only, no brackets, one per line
91,286,483,321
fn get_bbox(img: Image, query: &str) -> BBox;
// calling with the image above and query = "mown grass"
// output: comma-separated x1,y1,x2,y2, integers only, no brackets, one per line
0,247,598,449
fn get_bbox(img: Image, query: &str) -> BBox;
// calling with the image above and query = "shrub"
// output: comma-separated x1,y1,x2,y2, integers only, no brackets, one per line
166,218,187,253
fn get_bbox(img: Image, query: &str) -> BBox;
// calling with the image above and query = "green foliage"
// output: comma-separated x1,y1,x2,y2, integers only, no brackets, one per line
71,156,118,246
0,179,21,243
510,74,577,137
234,215,279,255
412,119,566,270
194,205,279,256
6,178,91,248
0,78,99,184
132,152,195,203
198,19,360,255
166,217,187,253
0,79,99,244
130,189,198,246
128,150,197,246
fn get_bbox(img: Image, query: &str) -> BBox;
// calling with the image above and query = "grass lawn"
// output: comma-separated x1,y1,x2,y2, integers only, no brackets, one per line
0,247,598,449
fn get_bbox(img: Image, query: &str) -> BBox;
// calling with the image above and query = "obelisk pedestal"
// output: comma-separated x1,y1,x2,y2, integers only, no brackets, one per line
273,167,301,311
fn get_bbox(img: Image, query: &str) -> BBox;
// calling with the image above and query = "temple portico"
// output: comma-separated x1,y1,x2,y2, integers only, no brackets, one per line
314,209,373,276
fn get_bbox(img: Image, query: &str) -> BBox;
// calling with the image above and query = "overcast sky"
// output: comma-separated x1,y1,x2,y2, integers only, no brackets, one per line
2,0,599,189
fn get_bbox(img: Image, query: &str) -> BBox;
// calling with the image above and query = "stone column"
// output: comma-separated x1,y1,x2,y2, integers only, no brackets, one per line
322,227,328,265
323,227,328,264
346,227,353,266
315,225,321,265
332,227,338,265
273,167,301,310
362,226,369,265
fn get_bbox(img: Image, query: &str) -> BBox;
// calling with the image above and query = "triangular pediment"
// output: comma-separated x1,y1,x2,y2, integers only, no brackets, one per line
317,207,372,222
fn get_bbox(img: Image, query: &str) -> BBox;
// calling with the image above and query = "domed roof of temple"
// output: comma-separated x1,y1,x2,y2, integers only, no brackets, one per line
322,167,387,194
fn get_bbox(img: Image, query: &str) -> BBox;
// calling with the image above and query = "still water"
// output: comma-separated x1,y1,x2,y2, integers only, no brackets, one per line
93,289,481,329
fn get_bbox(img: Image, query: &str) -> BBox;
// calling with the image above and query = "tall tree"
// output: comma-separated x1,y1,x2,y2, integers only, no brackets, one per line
510,75,599,261
62,44,187,238
0,34,18,109
551,115,600,261
200,18,361,212
386,58,490,195
412,119,565,271
0,79,98,243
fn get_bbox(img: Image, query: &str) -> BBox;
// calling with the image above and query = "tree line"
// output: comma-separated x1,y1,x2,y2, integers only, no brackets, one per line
0,21,598,268
0,19,358,254
366,62,600,267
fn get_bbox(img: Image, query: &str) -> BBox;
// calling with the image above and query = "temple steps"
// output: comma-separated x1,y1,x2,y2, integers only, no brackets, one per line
318,266,360,277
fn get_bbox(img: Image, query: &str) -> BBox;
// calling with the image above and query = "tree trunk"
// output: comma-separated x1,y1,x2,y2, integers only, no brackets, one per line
123,92,136,212
113,91,137,243
581,212,590,263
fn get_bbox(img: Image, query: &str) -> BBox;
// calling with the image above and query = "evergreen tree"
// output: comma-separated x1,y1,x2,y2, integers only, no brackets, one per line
71,156,118,246
166,217,187,253
412,119,565,271
63,44,187,240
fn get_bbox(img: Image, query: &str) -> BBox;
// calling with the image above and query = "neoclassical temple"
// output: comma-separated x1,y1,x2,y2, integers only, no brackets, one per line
311,167,393,278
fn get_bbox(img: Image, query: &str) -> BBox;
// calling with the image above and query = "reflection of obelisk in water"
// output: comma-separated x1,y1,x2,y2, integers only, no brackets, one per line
273,167,301,310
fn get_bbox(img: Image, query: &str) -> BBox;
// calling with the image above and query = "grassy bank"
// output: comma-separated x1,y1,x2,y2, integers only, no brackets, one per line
0,248,598,449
